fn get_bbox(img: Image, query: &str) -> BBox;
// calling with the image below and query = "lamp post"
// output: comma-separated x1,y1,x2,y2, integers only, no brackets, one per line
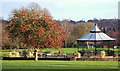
107,41,110,56
94,41,97,55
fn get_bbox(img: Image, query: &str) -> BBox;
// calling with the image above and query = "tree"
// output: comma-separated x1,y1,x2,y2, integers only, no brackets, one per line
6,3,65,61
71,22,94,43
58,19,77,48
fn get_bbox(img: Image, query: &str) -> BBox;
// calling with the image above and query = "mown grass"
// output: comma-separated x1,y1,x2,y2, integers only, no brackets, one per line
2,60,118,69
1,48,119,70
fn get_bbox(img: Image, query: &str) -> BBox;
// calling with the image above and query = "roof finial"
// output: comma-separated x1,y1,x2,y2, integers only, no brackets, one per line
90,23,101,32
95,23,97,26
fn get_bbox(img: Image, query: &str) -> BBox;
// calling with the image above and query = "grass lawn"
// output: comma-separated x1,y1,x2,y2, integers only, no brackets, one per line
2,48,119,71
2,60,118,69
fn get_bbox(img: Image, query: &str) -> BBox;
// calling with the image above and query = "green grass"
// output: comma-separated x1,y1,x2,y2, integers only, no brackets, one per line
1,48,119,70
2,60,118,69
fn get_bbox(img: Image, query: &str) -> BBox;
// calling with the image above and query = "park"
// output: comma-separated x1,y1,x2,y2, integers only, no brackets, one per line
1,2,119,71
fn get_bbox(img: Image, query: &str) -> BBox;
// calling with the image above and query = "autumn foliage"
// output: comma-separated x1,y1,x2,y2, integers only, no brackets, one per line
6,5,65,49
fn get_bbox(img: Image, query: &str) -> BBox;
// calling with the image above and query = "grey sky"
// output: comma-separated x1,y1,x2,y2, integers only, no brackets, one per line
0,0,119,21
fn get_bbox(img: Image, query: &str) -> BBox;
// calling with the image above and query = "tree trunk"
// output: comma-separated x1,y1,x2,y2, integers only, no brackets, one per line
34,49,38,61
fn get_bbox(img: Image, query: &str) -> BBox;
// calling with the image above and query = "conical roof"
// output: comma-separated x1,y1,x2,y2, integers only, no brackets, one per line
90,24,101,32
76,24,115,41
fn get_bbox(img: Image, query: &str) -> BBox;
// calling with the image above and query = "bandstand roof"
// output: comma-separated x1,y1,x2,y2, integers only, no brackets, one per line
76,24,115,42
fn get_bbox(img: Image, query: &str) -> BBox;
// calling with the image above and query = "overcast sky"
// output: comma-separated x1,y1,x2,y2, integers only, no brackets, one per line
0,0,119,21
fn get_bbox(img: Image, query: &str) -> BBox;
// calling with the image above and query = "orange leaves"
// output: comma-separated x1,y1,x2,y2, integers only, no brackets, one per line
28,35,32,39
51,41,55,46
21,28,25,32
25,28,29,31
20,25,29,32
9,21,13,24
38,27,45,33
32,20,38,24
32,21,35,24
48,36,53,42
23,44,27,47
21,21,24,25
7,5,65,49
20,24,23,27
39,20,43,24
35,39,39,41
28,24,31,28
18,34,22,37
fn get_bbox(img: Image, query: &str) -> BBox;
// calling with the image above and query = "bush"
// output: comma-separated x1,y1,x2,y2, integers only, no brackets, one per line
22,50,29,57
44,51,51,54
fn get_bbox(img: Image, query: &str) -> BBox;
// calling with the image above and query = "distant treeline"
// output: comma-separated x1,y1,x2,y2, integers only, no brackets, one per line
0,18,119,48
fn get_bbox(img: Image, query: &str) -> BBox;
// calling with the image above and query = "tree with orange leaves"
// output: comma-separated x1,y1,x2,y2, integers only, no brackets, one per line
6,3,65,61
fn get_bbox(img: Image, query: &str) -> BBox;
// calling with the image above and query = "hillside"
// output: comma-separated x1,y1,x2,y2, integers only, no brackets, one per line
1,19,119,48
